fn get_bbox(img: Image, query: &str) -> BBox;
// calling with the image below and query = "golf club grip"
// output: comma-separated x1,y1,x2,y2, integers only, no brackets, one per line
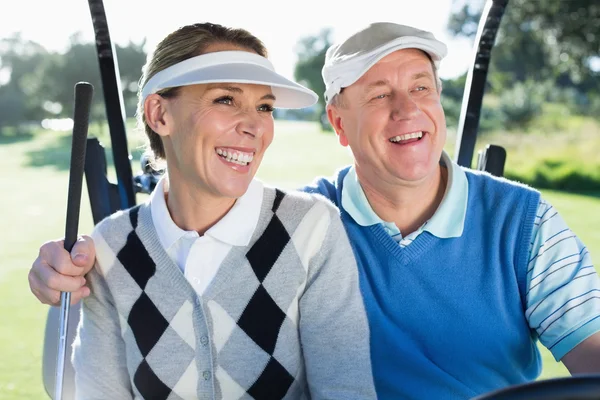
64,82,93,252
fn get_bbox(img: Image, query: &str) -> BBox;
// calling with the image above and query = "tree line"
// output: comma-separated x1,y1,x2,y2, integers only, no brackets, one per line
0,33,146,132
1,0,598,135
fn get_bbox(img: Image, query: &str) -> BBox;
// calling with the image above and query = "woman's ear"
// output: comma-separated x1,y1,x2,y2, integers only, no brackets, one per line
144,94,170,137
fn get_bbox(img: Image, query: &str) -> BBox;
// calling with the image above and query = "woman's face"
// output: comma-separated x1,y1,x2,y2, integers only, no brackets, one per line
154,46,275,200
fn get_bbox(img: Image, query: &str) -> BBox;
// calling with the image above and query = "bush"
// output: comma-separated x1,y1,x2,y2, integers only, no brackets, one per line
586,94,600,117
506,162,600,192
504,153,600,193
442,96,506,134
479,104,507,133
499,80,544,129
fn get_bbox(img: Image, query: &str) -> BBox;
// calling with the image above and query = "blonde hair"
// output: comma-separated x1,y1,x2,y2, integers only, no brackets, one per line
136,23,268,164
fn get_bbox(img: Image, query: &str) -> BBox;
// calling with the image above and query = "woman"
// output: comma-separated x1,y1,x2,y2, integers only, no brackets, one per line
57,23,375,399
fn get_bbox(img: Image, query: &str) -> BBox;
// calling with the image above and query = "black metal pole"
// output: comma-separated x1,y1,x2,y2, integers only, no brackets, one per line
87,0,136,209
453,0,509,169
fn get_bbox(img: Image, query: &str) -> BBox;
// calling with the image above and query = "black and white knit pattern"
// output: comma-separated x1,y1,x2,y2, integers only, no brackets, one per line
73,187,376,399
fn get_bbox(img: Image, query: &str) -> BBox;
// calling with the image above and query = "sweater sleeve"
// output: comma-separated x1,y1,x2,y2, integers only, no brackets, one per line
71,232,133,399
298,201,377,399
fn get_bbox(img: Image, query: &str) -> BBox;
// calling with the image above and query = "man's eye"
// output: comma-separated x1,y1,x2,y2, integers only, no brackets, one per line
373,94,388,100
258,104,274,112
214,96,234,105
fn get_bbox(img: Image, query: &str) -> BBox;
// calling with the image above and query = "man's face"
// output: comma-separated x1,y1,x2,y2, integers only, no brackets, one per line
328,48,446,189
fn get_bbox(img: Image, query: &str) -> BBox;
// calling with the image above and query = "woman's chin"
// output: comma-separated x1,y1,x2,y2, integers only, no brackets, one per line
213,179,254,199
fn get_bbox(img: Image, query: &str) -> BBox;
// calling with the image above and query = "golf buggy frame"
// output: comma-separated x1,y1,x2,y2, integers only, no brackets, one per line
40,0,600,398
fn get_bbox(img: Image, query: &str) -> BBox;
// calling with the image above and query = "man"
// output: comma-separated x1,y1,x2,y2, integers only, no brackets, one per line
29,23,600,399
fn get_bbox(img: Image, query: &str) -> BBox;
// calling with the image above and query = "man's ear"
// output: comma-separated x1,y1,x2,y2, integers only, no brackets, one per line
327,103,349,147
144,94,170,137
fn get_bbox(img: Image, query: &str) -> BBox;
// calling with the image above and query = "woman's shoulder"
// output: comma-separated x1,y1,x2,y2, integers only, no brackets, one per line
89,203,152,277
91,203,148,243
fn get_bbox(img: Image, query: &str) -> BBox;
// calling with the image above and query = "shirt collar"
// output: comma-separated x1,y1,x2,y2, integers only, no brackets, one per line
208,178,264,246
341,150,468,239
150,177,189,251
150,176,264,249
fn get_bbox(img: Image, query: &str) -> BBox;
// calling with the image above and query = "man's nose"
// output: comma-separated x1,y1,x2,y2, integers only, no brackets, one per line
390,93,421,121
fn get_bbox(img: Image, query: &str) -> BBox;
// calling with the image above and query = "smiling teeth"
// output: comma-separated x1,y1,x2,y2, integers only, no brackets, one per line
216,148,254,165
389,131,423,142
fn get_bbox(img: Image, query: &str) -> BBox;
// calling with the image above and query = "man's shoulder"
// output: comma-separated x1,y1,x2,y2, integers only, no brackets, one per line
462,168,541,230
299,166,352,201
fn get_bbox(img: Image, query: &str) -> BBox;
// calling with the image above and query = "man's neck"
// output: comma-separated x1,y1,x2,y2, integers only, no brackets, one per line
164,172,236,236
358,165,448,236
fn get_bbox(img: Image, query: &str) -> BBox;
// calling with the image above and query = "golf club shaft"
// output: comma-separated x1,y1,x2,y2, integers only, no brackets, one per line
55,82,93,400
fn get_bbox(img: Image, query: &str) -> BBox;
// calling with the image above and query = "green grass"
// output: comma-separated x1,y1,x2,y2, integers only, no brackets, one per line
0,120,598,399
257,121,354,188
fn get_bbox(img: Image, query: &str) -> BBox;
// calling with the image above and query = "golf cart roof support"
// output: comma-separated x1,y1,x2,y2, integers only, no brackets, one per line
453,0,509,169
88,0,136,210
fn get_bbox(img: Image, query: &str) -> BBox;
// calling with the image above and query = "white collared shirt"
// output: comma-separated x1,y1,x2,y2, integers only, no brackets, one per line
149,176,264,296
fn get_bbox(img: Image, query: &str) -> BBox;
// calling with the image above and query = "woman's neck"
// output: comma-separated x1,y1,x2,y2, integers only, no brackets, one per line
163,173,236,236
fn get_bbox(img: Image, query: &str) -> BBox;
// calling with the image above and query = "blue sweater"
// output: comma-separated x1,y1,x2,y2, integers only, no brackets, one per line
304,167,541,399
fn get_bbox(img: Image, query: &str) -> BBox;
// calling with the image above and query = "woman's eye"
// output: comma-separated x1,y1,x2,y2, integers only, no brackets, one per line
215,96,234,105
258,104,274,112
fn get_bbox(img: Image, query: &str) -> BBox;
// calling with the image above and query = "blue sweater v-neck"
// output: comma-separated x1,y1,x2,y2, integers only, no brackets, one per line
304,166,540,399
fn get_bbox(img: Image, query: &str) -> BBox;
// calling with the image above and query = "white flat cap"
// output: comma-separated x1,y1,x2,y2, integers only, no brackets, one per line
322,22,448,104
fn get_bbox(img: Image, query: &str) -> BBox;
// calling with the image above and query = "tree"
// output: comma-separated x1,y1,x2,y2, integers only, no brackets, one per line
0,33,148,132
0,84,28,131
448,0,600,93
26,33,147,126
115,40,147,117
294,28,333,121
0,34,50,129
31,33,105,123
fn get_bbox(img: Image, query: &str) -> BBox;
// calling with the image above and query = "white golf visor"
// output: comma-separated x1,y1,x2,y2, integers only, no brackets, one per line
141,51,318,109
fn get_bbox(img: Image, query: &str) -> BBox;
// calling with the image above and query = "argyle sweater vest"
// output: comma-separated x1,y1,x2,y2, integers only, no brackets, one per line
72,187,376,400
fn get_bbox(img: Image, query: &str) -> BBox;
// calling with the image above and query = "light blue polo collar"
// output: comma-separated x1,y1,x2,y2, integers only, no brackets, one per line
341,151,468,239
